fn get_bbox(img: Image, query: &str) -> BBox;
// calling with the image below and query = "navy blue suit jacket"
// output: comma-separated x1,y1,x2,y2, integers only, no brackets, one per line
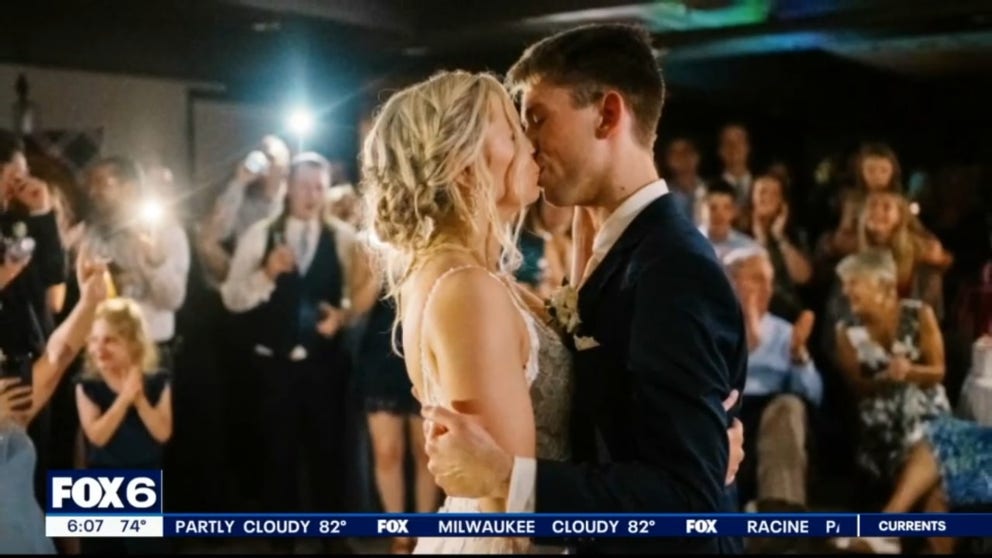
535,193,748,554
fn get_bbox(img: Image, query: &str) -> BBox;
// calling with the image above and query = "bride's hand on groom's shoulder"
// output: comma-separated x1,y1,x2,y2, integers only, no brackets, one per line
422,405,513,501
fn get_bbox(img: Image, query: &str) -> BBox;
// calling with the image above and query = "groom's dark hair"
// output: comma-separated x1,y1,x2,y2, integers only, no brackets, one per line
506,23,665,148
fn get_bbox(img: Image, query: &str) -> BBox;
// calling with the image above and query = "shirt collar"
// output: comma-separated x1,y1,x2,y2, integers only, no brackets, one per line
723,170,752,188
286,215,318,229
591,179,668,257
700,226,746,243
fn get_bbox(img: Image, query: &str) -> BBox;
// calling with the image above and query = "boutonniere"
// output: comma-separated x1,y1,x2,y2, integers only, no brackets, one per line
11,221,27,239
545,283,581,335
573,334,601,351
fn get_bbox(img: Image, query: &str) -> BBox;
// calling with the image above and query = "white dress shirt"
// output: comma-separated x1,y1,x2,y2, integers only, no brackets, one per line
284,216,320,275
579,180,670,285
744,313,823,406
220,215,356,314
82,220,190,343
507,179,669,513
721,170,753,205
698,226,758,262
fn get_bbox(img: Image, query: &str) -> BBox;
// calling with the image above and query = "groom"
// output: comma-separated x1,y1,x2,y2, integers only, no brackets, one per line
423,24,748,553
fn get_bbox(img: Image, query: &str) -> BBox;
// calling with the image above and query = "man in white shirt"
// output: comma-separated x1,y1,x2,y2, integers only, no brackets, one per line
717,123,754,207
196,135,290,287
421,24,748,554
220,152,375,554
723,246,822,512
700,180,759,260
192,136,291,507
664,137,709,228
79,156,190,368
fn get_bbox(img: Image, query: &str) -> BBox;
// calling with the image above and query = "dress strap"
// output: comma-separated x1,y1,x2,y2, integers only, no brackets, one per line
417,265,504,405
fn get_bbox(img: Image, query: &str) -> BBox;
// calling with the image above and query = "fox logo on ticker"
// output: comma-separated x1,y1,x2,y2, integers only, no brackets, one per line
686,519,719,534
377,519,410,534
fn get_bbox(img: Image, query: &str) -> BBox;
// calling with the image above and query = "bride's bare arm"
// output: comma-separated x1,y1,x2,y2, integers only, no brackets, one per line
425,268,537,511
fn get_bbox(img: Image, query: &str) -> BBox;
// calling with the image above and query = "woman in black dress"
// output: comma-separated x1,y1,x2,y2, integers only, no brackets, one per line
357,292,436,553
75,297,172,555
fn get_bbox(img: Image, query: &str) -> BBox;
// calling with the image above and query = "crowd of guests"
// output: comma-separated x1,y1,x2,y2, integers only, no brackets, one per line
650,124,992,554
1,113,991,555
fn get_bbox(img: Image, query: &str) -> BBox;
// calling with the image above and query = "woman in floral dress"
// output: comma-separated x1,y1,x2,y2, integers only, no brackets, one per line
834,249,951,483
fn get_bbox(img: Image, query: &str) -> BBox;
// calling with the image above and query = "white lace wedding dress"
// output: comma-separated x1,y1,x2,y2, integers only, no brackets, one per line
413,265,574,555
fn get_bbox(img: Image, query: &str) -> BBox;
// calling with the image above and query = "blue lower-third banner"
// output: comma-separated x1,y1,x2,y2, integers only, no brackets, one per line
45,513,992,538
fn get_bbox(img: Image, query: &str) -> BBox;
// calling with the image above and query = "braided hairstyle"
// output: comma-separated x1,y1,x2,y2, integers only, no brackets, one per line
360,71,524,318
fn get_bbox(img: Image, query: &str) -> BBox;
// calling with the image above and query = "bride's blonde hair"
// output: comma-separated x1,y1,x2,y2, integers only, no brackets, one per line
361,71,524,329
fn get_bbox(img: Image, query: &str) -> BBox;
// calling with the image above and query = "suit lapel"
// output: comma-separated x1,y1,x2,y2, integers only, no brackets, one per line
577,196,669,322
571,195,674,462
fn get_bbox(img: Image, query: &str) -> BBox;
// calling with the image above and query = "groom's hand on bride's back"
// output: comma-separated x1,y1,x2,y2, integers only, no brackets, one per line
723,389,745,487
422,404,513,500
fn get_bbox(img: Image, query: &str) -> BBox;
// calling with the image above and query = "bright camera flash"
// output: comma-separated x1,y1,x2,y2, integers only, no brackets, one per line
140,199,164,225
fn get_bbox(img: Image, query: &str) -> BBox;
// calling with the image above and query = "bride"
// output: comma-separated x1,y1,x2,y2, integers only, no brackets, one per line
361,70,573,554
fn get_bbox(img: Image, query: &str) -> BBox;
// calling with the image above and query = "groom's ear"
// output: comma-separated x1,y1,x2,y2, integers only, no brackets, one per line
595,90,625,140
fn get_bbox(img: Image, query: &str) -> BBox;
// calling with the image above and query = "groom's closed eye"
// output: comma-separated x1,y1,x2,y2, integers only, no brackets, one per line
523,107,544,127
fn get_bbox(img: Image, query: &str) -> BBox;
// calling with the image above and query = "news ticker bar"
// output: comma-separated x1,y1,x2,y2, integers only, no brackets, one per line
44,513,991,538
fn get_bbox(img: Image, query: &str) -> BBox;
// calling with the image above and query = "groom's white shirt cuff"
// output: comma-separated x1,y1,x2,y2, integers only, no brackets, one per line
507,457,537,513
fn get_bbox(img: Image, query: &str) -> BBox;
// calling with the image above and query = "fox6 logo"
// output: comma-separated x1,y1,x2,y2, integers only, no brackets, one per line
377,519,410,534
51,476,158,510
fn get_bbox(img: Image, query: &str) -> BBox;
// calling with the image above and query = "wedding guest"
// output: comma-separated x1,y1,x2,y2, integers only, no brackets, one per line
196,135,291,286
855,142,903,194
724,246,823,509
0,129,69,505
858,191,952,319
192,137,290,507
76,297,171,555
739,173,813,321
0,259,108,554
664,137,708,227
357,292,437,554
823,142,917,260
78,156,190,370
883,415,992,554
717,123,754,206
700,180,757,260
834,249,951,487
0,129,68,362
221,152,376,554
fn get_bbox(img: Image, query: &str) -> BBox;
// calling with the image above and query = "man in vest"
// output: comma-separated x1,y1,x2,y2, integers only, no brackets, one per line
221,152,373,553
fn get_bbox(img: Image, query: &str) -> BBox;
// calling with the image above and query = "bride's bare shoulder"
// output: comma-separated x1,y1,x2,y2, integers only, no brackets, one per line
406,259,521,342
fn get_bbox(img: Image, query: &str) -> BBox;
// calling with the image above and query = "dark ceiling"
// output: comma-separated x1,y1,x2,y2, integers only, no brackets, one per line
7,1,992,88
5,0,992,168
